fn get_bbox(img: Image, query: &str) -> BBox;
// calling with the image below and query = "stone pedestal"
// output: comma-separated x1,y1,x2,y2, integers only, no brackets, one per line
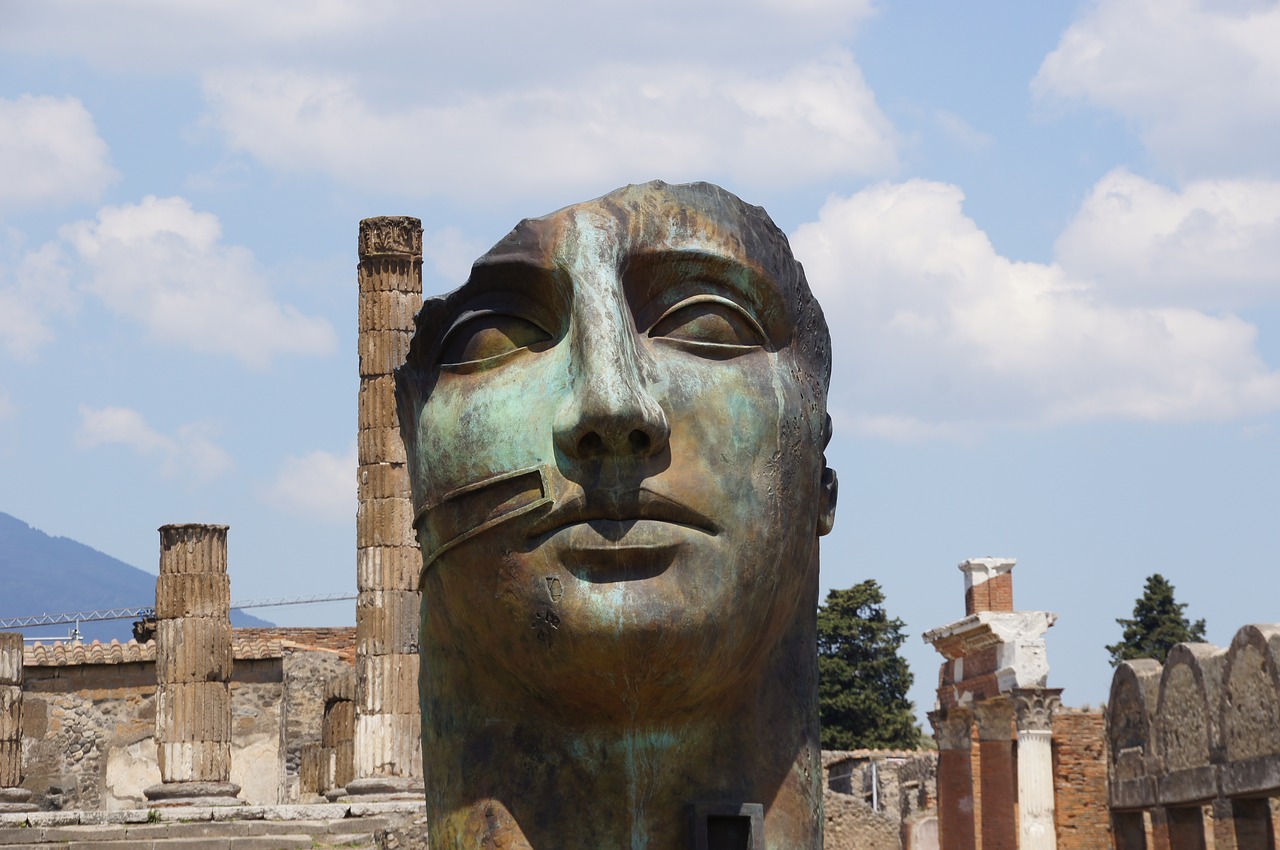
1013,688,1061,850
931,709,977,850
348,216,423,799
0,632,35,813
144,524,241,806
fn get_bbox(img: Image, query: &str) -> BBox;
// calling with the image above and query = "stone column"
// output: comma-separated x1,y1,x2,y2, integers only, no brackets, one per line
349,216,423,798
930,708,977,850
0,632,35,813
144,523,240,806
975,698,1018,850
1013,688,1061,850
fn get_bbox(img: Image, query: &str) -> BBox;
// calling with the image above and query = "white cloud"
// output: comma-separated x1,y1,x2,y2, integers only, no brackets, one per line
75,405,232,480
201,52,896,200
260,444,356,522
1034,0,1280,175
0,95,116,209
933,109,992,153
1056,169,1280,309
791,180,1280,436
61,196,337,367
0,240,76,359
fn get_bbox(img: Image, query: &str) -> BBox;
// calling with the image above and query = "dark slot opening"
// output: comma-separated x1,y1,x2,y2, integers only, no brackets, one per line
706,815,752,850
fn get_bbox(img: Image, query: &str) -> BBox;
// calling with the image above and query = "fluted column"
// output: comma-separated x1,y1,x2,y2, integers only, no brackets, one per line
144,523,240,806
0,632,35,813
349,216,423,797
1013,688,1062,850
931,708,977,850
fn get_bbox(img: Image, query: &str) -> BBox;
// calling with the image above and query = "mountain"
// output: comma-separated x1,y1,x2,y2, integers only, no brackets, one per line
0,511,272,643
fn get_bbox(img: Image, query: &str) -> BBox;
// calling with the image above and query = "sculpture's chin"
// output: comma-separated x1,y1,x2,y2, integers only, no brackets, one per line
423,531,815,724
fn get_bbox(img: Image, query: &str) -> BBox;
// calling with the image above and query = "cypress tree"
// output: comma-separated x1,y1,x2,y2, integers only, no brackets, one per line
1106,573,1207,666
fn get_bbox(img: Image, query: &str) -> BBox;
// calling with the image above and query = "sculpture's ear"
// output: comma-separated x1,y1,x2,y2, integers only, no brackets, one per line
817,467,838,536
817,413,837,536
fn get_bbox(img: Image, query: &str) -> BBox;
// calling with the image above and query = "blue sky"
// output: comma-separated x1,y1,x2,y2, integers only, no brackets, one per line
2,0,1278,719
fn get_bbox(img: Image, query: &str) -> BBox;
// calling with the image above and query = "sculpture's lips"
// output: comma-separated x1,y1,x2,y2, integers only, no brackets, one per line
526,489,719,544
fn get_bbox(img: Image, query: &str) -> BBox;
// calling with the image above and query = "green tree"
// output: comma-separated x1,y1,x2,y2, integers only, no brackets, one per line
1107,573,1207,666
817,580,919,750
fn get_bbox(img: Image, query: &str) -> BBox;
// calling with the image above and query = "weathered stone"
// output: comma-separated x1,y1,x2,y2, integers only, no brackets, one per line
159,524,230,576
360,330,414,378
357,464,411,503
355,592,419,656
323,671,356,705
355,655,418,715
353,714,421,780
322,701,355,748
355,499,416,549
356,546,419,592
155,574,231,619
156,683,232,743
358,216,423,262
158,741,233,784
156,619,233,683
0,634,21,686
357,427,408,466
357,376,401,432
0,686,20,741
358,291,421,333
0,741,19,788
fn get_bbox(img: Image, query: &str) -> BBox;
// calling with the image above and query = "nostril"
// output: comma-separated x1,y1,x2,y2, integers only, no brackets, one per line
627,430,651,454
577,432,605,458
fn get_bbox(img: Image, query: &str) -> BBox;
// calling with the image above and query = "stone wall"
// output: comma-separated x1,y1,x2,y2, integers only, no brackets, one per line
822,749,938,850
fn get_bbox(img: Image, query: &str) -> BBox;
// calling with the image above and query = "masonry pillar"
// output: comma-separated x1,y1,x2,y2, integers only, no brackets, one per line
1013,688,1061,850
1112,811,1148,850
1165,806,1207,850
1219,798,1274,850
144,523,240,806
348,216,423,798
975,698,1018,850
0,632,35,813
931,709,978,850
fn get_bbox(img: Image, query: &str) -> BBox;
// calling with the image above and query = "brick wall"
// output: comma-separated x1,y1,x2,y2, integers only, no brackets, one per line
964,573,1013,616
1051,708,1111,850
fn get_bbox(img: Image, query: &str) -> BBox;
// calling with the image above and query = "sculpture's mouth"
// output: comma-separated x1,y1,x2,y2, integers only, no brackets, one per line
526,488,719,543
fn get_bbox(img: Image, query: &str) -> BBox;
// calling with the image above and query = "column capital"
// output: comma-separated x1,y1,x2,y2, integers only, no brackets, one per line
973,698,1016,741
928,708,974,751
1012,688,1063,732
359,217,423,259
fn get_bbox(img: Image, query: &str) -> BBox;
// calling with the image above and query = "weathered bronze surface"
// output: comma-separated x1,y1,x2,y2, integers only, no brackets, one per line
395,181,836,849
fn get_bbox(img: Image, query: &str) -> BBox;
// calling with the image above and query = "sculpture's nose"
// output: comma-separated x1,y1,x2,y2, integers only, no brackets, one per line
553,287,670,462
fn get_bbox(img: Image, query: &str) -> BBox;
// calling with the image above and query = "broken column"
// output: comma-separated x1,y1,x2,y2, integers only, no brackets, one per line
348,216,423,797
144,523,240,806
929,708,977,850
0,631,35,813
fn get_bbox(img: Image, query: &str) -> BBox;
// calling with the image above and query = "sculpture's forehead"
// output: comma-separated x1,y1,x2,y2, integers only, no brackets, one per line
475,182,797,290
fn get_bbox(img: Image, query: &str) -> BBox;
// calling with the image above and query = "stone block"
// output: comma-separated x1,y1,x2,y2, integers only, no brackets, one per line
0,635,20,686
358,291,420,333
356,655,420,715
159,525,229,576
156,682,232,744
356,545,420,592
299,744,334,795
357,427,407,466
156,619,233,684
334,741,355,789
359,330,413,378
155,575,231,619
355,591,420,656
357,463,411,503
323,671,356,704
0,687,20,742
158,740,232,784
353,714,422,779
356,499,416,550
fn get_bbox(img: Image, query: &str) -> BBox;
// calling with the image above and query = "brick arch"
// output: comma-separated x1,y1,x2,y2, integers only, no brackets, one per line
1220,624,1280,797
1107,659,1163,810
1156,643,1227,806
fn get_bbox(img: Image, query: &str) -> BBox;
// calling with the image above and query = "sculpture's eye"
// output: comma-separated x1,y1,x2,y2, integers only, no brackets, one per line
649,295,766,356
439,313,551,366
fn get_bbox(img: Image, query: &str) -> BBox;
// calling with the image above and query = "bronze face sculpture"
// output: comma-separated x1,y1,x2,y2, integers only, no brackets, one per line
396,181,836,849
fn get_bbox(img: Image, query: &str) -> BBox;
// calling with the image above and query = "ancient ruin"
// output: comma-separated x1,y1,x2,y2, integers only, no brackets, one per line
1107,623,1280,849
351,216,426,799
0,631,33,813
395,181,838,849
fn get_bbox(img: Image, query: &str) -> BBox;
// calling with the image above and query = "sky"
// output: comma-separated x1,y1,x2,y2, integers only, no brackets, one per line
2,0,1279,720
